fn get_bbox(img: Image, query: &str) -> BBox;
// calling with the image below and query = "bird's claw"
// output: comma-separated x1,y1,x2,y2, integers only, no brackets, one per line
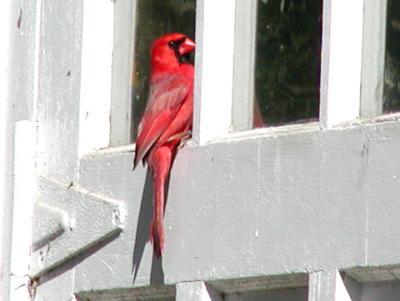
179,131,192,148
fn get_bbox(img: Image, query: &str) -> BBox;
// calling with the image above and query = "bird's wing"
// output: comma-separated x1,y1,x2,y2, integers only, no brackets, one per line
133,74,190,168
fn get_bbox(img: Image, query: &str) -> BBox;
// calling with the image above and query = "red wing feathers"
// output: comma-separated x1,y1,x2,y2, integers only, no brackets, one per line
133,74,191,168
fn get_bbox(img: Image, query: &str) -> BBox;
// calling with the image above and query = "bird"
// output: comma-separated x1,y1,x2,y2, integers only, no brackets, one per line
133,33,195,257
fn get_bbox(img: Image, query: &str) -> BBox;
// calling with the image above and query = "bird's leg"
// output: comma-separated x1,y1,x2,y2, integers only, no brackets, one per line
167,130,192,147
178,130,192,148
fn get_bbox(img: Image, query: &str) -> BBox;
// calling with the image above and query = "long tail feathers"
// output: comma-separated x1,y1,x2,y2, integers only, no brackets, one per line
148,146,173,258
150,217,165,258
147,144,178,257
150,174,166,258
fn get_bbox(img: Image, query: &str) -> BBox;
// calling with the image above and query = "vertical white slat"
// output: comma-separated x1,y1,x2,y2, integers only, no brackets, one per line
309,270,355,301
0,1,13,299
32,0,42,127
308,270,336,301
110,0,137,146
360,0,387,118
193,0,236,144
78,0,114,155
176,281,223,301
231,0,258,131
9,121,36,301
319,0,364,128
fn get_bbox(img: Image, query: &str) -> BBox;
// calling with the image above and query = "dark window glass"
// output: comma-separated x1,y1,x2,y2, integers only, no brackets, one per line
254,0,322,128
384,0,400,113
131,0,195,139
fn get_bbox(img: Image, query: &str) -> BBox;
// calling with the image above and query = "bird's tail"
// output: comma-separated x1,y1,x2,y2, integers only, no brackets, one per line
150,214,164,258
150,164,167,258
148,145,175,258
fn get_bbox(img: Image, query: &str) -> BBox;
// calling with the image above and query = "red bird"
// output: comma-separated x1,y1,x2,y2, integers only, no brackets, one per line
133,33,195,257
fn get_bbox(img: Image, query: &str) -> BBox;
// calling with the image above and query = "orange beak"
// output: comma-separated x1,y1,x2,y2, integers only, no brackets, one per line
178,38,195,56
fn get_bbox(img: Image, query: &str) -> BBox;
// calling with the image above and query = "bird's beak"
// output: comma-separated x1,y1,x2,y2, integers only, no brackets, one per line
178,38,195,55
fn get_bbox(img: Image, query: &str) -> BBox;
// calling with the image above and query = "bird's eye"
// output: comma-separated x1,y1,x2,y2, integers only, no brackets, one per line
168,40,176,48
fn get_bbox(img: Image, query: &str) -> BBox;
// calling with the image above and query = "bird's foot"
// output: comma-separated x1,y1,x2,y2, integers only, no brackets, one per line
178,131,192,148
167,131,192,147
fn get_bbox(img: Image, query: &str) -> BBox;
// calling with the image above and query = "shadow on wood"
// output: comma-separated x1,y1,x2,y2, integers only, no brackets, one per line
131,170,165,285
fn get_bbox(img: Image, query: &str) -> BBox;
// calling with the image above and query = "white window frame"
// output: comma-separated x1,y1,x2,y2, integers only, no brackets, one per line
79,0,391,150
109,0,137,147
360,0,387,118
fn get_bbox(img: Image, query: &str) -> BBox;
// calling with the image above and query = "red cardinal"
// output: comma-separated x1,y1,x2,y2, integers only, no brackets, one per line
133,33,195,257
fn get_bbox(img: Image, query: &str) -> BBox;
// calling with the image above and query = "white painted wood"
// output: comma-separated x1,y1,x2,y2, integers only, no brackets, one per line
341,275,361,301
36,0,83,182
308,270,353,301
209,274,308,294
176,281,223,301
334,271,353,301
360,281,400,301
71,117,400,291
193,0,236,144
76,285,176,300
231,0,257,131
320,0,364,127
360,0,387,118
309,270,336,301
341,267,400,300
0,0,14,300
33,0,42,123
30,176,125,277
6,0,400,298
319,0,332,127
110,0,137,146
9,121,36,301
34,270,76,301
32,202,68,252
210,274,307,301
78,0,114,155
347,265,400,283
225,288,307,301
3,0,41,298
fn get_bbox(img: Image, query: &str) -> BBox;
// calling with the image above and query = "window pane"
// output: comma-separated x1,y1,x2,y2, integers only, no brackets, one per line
131,0,195,140
384,0,400,113
254,0,322,128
